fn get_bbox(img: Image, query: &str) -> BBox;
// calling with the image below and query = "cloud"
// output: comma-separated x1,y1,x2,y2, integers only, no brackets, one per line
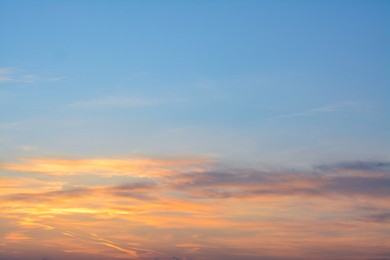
283,101,358,117
0,67,64,84
66,96,184,109
64,232,165,258
1,157,212,177
362,212,390,223
0,67,15,82
67,232,139,257
2,186,93,203
169,160,390,199
0,177,65,193
105,182,159,200
4,232,31,241
3,158,389,201
1,157,390,260
322,175,390,197
1,181,160,204
66,97,162,109
316,160,390,172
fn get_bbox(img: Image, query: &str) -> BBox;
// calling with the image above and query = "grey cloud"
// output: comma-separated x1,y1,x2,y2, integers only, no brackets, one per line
170,163,390,199
363,212,390,223
316,160,390,172
323,176,390,197
110,182,157,191
2,187,92,202
105,182,158,200
1,182,158,203
173,171,264,186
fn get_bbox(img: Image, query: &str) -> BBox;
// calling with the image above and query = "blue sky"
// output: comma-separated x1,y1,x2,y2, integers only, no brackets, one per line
1,0,389,166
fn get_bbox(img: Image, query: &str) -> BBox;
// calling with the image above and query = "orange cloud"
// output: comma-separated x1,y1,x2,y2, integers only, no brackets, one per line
1,157,389,260
0,177,65,193
4,232,31,241
1,157,212,177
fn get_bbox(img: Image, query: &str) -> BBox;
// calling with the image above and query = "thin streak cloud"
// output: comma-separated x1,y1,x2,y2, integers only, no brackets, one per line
0,67,64,84
283,101,359,117
66,96,184,109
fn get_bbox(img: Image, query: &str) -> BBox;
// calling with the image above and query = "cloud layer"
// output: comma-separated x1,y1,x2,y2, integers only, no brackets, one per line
1,157,389,260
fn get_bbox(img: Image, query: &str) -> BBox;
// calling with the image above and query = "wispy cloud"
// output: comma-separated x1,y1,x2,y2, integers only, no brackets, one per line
4,232,31,241
0,67,15,83
0,67,64,84
316,160,390,172
0,157,211,177
283,101,359,117
66,96,180,109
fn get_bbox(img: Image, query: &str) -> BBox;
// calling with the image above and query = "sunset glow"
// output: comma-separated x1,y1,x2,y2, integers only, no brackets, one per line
1,157,390,259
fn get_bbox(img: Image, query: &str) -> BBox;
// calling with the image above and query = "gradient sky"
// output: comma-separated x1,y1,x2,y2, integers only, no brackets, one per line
1,1,389,260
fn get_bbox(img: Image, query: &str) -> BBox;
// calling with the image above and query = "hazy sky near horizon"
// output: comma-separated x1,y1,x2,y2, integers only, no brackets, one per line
1,1,389,260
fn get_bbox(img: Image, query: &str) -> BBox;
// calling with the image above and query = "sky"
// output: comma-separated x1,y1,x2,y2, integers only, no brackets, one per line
0,0,389,259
